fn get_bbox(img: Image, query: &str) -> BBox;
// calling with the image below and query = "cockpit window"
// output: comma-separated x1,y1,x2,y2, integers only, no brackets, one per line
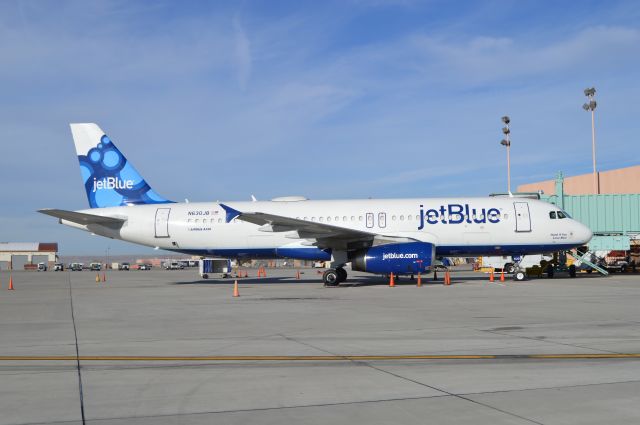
557,211,566,219
549,211,557,219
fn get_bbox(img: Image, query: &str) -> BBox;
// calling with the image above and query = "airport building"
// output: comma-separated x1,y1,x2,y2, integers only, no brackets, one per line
0,242,59,271
518,164,640,195
517,165,640,254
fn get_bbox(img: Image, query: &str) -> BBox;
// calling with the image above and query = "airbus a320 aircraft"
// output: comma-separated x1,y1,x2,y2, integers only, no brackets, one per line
40,124,592,285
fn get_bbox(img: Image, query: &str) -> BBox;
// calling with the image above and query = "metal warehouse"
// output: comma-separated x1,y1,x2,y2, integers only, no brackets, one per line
0,242,59,271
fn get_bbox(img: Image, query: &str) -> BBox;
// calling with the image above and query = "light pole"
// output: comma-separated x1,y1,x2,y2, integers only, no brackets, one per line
582,87,598,194
500,116,511,194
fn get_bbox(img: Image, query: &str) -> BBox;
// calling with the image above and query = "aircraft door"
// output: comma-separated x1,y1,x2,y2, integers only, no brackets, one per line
155,208,171,238
514,202,531,232
366,212,374,228
378,212,386,228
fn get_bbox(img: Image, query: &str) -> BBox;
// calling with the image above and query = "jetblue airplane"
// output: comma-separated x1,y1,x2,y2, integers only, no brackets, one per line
40,124,592,285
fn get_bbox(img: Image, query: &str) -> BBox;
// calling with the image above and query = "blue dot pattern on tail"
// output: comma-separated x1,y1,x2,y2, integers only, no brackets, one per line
78,135,173,208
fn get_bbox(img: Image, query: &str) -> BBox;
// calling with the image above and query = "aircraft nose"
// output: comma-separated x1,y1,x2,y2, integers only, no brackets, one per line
575,221,593,244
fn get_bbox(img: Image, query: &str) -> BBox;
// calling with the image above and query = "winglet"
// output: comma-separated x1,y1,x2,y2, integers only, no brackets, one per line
219,204,241,223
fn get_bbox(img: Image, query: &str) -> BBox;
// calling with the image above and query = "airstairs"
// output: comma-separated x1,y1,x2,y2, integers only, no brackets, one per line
566,250,609,276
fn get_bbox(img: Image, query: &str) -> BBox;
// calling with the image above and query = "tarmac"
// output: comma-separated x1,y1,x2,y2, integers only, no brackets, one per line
1,267,640,424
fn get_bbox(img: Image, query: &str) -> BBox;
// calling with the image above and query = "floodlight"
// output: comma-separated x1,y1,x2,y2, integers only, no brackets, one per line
501,116,510,124
500,139,509,146
502,127,510,135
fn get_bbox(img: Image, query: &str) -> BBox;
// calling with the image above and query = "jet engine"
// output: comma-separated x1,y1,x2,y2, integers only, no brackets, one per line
349,242,435,274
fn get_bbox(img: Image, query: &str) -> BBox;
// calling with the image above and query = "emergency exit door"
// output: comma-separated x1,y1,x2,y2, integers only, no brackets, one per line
155,208,171,238
514,202,531,232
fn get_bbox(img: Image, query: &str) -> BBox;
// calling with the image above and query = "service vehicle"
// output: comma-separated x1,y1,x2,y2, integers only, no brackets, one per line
199,258,231,279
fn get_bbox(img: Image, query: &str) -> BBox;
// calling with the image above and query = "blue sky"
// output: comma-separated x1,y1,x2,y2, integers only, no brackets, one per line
1,0,639,254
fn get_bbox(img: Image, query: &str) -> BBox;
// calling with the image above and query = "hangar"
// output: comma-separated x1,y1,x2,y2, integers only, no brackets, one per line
0,243,59,271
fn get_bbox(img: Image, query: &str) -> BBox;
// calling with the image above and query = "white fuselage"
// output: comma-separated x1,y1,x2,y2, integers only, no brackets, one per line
61,197,592,260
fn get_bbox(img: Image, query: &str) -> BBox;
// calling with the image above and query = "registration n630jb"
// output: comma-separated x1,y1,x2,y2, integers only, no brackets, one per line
40,124,592,285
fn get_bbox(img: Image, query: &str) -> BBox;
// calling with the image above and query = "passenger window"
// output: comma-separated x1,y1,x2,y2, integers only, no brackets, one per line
400,215,404,221
343,216,347,221
549,211,556,219
351,216,355,221
392,215,396,221
319,217,324,222
407,215,412,221
335,216,339,221
557,211,566,219
358,216,363,221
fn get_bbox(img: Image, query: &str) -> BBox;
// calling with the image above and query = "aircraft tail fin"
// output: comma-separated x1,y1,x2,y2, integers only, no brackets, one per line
70,123,173,208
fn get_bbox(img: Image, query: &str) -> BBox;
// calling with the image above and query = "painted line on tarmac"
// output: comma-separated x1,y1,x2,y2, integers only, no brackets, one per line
1,354,640,361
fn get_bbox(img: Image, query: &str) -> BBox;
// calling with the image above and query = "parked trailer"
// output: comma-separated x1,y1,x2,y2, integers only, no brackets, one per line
199,258,232,279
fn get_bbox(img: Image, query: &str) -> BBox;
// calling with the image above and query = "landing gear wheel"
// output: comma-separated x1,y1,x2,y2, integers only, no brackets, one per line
336,267,347,283
323,269,340,287
514,271,526,281
505,263,515,274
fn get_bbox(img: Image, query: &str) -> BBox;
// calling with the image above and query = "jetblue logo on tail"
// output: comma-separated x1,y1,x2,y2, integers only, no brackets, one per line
92,177,134,191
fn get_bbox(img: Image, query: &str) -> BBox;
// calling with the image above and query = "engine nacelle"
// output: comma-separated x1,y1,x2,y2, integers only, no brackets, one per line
350,242,435,275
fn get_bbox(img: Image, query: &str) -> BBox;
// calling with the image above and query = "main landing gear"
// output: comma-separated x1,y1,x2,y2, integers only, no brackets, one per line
323,267,347,286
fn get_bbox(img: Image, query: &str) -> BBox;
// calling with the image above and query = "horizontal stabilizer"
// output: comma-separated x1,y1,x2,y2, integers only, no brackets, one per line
38,209,126,226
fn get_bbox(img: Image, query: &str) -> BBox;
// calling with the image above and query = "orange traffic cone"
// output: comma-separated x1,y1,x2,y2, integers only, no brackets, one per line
95,273,101,283
500,269,505,282
489,270,495,282
244,270,248,278
8,275,14,290
296,270,301,280
417,272,422,287
233,280,240,297
389,272,395,287
445,271,451,285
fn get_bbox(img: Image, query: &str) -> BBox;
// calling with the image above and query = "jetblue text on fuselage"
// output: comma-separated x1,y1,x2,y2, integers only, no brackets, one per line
92,177,134,192
418,204,501,230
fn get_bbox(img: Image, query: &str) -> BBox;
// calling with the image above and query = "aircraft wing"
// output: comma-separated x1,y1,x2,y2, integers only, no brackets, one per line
38,209,126,226
220,204,379,250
